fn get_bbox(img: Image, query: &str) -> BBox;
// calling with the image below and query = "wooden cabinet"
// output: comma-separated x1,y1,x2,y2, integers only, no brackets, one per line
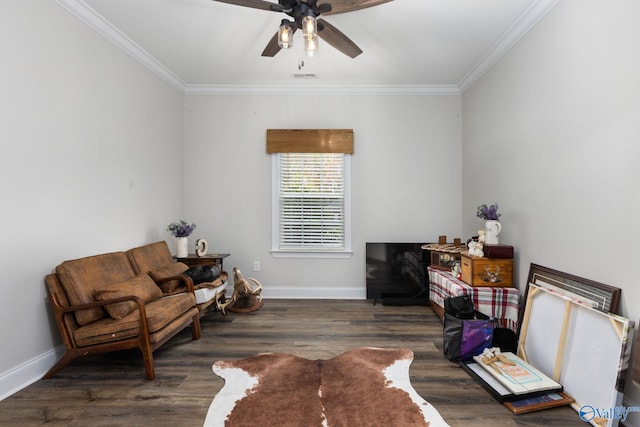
460,255,513,287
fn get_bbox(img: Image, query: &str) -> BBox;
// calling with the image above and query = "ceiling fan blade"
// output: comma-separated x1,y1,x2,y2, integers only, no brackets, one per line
261,32,282,57
210,0,283,12
317,19,362,58
261,27,298,57
321,0,393,15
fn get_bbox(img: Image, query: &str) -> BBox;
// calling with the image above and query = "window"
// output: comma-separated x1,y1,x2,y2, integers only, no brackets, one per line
272,152,351,258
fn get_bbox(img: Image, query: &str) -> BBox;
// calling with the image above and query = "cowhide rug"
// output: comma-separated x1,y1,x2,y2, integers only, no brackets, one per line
204,347,449,427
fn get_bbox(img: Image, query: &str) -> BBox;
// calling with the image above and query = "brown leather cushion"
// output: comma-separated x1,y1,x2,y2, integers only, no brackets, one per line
149,262,189,293
127,241,174,274
56,252,137,326
95,274,163,320
74,293,197,347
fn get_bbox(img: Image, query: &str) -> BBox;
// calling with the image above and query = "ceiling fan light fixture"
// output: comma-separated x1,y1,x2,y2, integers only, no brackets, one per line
278,23,293,49
305,33,319,57
217,0,374,59
302,15,317,38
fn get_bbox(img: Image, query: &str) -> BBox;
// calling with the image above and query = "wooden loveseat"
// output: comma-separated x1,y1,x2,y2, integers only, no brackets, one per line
44,250,201,380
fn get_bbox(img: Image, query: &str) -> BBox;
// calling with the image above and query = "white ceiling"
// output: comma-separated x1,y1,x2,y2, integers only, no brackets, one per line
57,0,559,93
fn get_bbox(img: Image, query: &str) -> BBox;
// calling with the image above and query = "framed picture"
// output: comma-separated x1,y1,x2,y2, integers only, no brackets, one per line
525,263,621,314
503,392,574,415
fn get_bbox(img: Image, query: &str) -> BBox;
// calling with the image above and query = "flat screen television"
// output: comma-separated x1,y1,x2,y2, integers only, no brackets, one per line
366,242,428,305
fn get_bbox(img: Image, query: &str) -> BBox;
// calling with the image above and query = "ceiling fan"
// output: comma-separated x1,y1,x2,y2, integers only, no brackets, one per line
211,0,394,58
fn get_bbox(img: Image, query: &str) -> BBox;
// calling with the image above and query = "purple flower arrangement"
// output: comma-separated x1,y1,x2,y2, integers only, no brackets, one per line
477,203,501,221
167,220,196,237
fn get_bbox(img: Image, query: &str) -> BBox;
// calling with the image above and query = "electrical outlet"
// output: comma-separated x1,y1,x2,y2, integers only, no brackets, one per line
253,261,260,272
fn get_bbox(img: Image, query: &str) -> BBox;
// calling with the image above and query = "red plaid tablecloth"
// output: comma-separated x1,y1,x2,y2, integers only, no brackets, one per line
428,267,520,331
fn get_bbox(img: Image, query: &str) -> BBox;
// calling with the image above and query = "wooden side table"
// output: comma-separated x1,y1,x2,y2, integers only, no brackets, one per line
174,253,230,270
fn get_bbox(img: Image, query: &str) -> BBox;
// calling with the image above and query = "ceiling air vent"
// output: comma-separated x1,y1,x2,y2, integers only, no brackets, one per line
292,73,317,79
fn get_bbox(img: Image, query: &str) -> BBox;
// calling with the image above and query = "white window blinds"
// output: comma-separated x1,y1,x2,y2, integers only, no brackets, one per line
277,153,345,250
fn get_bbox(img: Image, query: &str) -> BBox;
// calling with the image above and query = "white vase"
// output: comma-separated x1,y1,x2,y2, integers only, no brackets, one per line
485,220,502,245
175,237,188,258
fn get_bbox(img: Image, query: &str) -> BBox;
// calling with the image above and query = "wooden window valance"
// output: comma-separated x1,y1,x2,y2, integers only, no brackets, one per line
266,129,354,154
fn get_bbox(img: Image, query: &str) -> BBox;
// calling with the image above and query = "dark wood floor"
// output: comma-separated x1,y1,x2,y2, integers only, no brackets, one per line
0,299,586,426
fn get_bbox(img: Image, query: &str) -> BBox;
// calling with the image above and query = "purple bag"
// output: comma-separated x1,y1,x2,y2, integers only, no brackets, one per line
460,319,494,360
443,295,494,362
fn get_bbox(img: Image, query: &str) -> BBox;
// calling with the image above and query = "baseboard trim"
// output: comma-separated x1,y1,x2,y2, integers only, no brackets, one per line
262,287,366,300
0,345,65,401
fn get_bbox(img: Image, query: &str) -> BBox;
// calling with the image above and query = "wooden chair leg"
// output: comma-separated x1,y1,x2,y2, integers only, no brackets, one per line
138,344,155,380
191,315,201,340
42,350,78,379
133,327,156,380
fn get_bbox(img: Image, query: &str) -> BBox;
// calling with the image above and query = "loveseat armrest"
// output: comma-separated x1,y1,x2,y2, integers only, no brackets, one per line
55,293,150,328
53,293,148,317
48,291,153,349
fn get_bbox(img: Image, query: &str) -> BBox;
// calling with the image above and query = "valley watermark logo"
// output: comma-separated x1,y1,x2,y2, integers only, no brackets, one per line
580,405,640,423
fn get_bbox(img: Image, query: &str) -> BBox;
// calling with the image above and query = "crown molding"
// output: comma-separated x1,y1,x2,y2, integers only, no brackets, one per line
55,0,456,96
183,84,460,96
458,0,561,93
55,0,187,92
57,0,558,96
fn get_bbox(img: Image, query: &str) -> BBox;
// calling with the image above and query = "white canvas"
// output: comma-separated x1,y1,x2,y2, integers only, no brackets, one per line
519,284,634,427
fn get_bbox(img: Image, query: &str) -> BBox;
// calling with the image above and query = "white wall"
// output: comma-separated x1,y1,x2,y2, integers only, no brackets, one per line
183,93,462,297
0,1,184,398
462,0,640,420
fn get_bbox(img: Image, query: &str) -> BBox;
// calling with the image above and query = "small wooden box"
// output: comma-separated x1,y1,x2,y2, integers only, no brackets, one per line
429,247,465,271
461,255,513,287
483,244,514,259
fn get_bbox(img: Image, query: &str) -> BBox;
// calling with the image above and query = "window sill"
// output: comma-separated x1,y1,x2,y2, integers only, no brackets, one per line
271,250,353,259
